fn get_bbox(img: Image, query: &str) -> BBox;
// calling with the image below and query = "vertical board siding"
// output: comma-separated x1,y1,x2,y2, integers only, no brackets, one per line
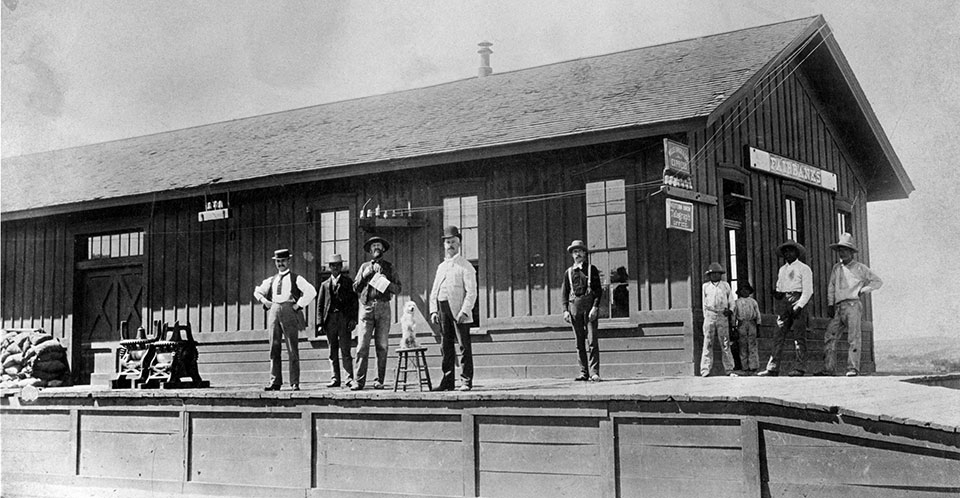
697,69,878,370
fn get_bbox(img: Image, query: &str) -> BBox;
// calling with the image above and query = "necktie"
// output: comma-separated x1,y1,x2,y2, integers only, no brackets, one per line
276,274,283,297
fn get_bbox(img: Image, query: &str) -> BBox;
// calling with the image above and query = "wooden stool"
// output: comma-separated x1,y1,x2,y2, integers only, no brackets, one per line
393,347,432,392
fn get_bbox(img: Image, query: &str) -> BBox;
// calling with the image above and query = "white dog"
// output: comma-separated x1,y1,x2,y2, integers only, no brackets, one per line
400,301,421,349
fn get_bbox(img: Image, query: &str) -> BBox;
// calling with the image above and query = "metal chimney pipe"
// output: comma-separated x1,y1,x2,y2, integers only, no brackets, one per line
478,41,493,77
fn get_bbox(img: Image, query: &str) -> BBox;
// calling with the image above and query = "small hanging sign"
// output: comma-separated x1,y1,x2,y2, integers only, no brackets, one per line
198,200,230,222
666,198,694,232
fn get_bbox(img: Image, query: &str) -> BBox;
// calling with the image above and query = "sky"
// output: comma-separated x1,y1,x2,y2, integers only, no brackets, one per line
2,0,958,339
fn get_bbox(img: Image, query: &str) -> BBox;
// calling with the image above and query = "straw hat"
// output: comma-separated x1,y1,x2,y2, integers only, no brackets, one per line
829,233,859,252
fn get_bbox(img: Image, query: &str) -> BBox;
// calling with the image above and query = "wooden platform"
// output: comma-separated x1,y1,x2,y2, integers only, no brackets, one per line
2,375,958,497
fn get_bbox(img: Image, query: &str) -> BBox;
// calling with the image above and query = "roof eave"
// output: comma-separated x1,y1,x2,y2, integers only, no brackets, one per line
1,117,705,222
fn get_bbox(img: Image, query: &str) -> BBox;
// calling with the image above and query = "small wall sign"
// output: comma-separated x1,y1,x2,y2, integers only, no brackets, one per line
748,147,838,191
666,198,694,232
663,139,691,178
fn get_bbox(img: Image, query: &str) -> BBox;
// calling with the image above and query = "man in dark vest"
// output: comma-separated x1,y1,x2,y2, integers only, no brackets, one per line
561,239,603,382
351,237,402,390
254,249,317,391
316,254,358,388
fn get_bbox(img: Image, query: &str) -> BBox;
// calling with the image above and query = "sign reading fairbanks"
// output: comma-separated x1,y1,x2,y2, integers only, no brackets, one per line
665,198,694,232
748,147,837,192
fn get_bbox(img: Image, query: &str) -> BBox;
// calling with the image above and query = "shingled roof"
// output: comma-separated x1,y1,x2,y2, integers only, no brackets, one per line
0,15,909,217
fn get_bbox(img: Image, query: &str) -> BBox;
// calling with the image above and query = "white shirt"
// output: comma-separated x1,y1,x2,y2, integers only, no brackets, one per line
702,280,734,313
776,259,813,308
253,270,317,310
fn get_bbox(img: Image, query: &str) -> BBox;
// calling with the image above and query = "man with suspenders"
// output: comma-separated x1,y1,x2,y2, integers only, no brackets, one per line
254,249,317,391
561,240,603,382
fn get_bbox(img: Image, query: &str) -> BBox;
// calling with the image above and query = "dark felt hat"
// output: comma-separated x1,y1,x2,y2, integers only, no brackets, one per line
705,262,726,274
567,239,588,253
441,225,462,240
777,240,806,257
272,248,292,260
363,236,391,253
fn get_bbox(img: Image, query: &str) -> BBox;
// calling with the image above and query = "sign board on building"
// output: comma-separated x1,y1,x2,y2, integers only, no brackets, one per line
748,147,838,192
663,139,691,178
665,198,694,232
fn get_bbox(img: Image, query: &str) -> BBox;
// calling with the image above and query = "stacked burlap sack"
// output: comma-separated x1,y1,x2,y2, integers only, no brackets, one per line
1,329,72,389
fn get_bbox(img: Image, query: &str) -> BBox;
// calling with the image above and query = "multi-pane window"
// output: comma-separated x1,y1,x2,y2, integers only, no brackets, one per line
320,209,350,271
784,197,804,244
443,196,478,262
444,195,480,323
726,228,743,296
586,179,628,319
723,180,749,296
837,210,852,238
84,230,144,260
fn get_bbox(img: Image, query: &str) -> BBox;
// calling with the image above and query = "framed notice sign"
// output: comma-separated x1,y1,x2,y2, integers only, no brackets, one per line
666,198,694,232
748,147,838,191
663,139,691,178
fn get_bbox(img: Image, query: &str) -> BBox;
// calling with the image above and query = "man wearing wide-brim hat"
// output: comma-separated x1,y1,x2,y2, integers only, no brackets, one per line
351,236,402,390
254,249,317,391
561,240,604,382
758,240,813,377
429,226,478,391
819,233,883,377
316,254,359,388
699,262,736,377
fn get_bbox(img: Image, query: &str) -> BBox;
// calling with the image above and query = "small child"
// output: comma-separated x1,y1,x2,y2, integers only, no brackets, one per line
700,263,735,377
733,282,761,373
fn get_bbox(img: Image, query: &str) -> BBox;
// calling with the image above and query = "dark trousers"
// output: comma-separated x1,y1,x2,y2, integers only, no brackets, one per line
268,302,305,386
765,293,807,372
570,296,600,377
324,311,353,382
437,300,473,389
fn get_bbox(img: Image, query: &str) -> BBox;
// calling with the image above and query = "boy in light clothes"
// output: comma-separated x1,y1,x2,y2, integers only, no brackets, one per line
700,262,735,377
733,282,761,373
821,233,883,377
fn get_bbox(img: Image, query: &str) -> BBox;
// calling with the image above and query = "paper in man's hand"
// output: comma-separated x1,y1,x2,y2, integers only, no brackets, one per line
369,272,391,293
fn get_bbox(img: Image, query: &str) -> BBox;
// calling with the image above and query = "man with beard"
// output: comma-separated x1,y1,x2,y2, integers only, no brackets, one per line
429,226,478,391
561,240,603,382
351,236,402,390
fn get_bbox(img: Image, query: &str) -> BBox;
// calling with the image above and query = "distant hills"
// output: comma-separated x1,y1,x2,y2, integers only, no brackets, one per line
875,336,960,374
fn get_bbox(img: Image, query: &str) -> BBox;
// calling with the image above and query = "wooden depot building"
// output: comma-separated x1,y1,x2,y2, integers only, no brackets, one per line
1,15,913,386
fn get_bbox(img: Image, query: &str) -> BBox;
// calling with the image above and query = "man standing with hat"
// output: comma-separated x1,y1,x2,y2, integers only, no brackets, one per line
316,254,359,388
429,226,478,391
561,240,603,382
700,262,736,377
758,240,813,377
351,236,402,390
821,233,883,377
254,249,317,391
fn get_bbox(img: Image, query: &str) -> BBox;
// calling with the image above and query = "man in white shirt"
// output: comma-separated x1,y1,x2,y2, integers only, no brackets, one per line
820,233,883,377
429,226,478,391
700,263,736,377
758,241,813,377
254,249,317,391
